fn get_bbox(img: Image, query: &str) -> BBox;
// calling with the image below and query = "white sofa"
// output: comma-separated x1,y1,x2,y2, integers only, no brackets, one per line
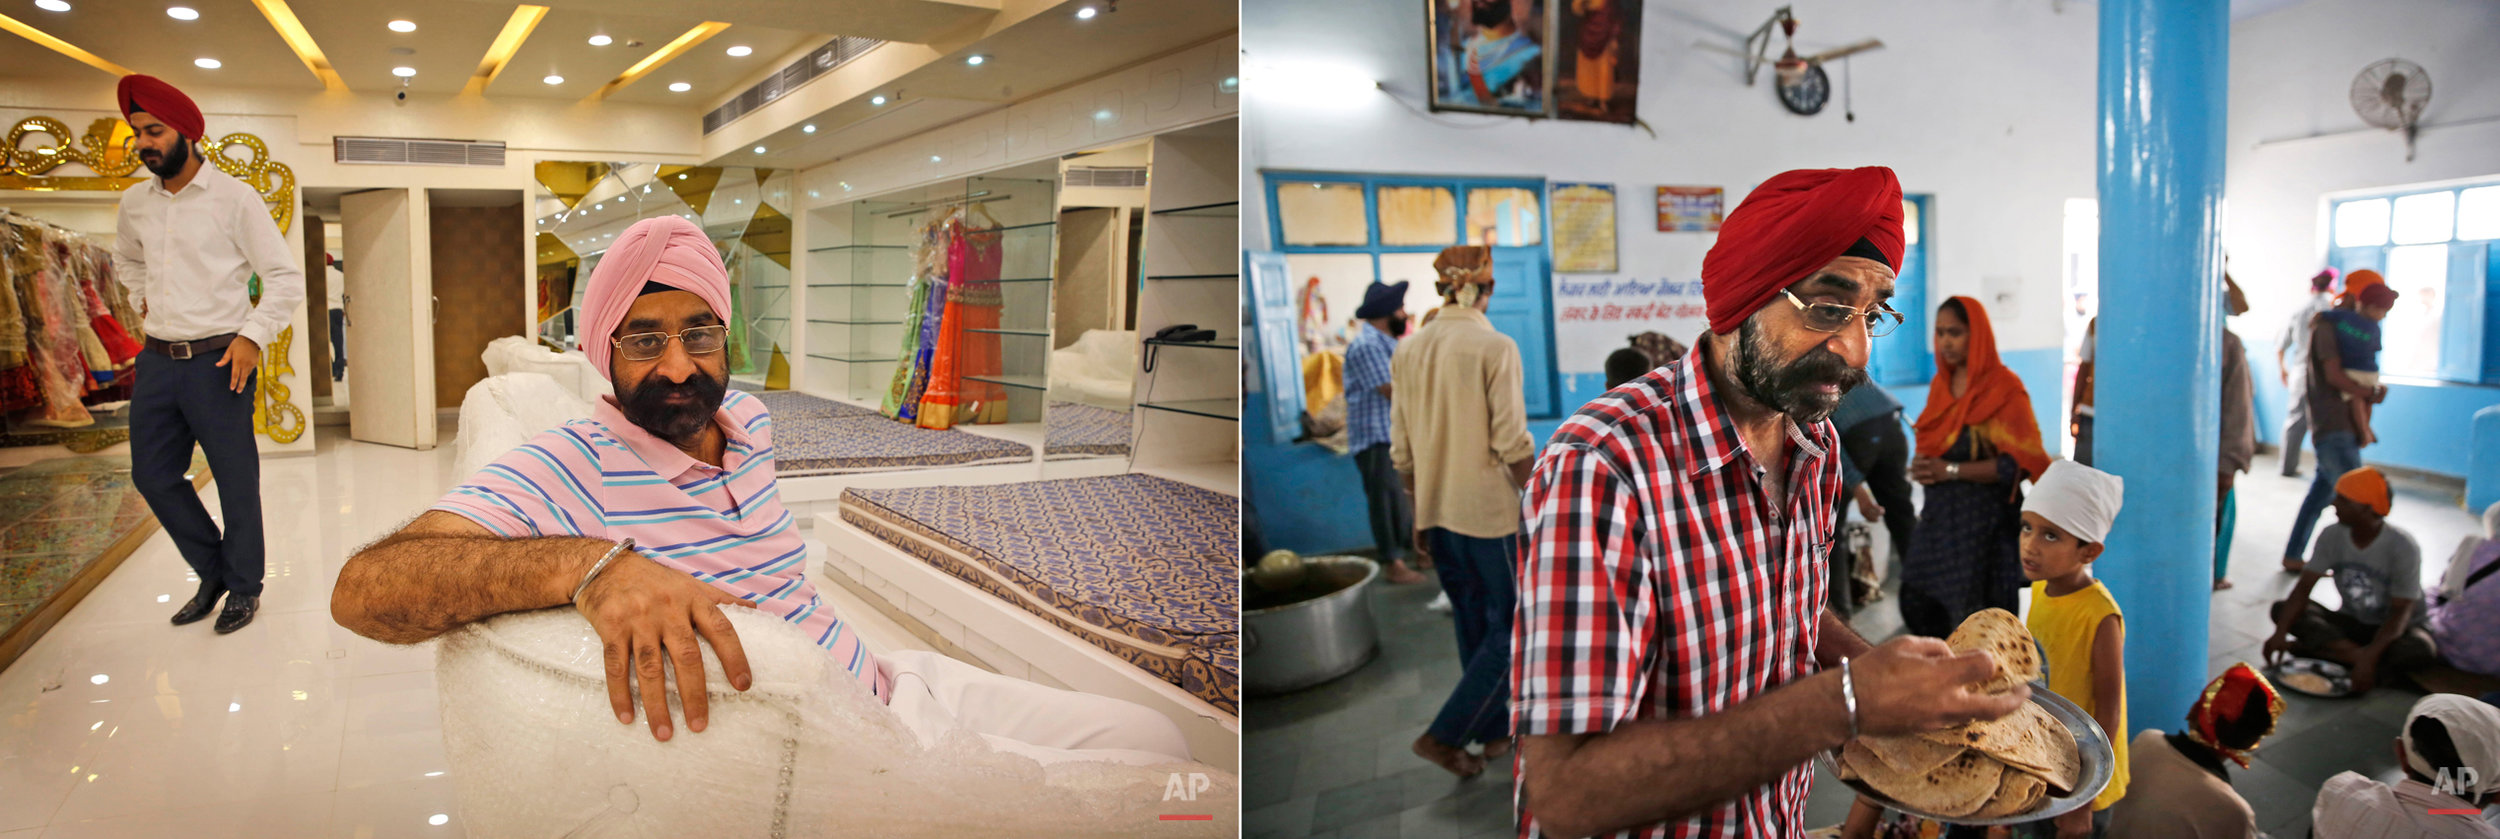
1047,329,1137,411
452,372,596,480
434,607,1237,836
483,336,609,406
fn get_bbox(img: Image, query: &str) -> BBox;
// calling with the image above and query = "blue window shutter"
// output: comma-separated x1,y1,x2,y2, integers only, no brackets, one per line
1486,246,1556,417
1248,251,1306,444
2444,241,2488,383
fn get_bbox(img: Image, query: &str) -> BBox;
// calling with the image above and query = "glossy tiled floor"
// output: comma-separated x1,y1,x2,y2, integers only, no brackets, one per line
0,419,927,838
1246,450,2498,839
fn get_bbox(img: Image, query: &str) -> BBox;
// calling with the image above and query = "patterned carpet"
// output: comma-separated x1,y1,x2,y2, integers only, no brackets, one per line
0,452,202,651
1044,401,1131,459
840,474,1240,714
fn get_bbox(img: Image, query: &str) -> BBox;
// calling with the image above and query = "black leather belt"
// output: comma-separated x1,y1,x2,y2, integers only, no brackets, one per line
146,333,239,360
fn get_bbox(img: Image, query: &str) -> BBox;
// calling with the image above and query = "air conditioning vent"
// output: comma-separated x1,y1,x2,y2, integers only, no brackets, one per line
703,36,883,134
1066,166,1148,188
333,136,508,167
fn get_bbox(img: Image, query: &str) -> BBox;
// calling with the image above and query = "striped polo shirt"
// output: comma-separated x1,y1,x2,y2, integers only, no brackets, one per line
434,388,888,699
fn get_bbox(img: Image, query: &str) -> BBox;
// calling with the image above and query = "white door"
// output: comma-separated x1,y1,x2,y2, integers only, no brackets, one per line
340,189,437,450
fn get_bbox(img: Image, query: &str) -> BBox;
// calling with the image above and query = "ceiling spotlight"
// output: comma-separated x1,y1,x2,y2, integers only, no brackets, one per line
802,124,815,134
392,66,416,78
34,0,69,11
753,146,766,154
387,19,415,33
194,57,221,69
1093,109,1111,120
677,173,687,180
965,54,986,66
668,82,691,92
542,74,564,85
870,95,887,106
725,45,752,57
594,203,603,210
930,155,942,162
1076,6,1096,19
587,34,611,46
166,6,198,20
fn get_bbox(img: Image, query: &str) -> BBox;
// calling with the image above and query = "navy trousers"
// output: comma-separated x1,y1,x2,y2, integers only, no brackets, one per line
1424,528,1517,749
131,347,264,597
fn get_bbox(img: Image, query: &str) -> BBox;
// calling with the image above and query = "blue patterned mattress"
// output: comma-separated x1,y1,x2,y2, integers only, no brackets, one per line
838,475,1239,715
771,413,1033,475
1043,402,1131,459
746,390,881,420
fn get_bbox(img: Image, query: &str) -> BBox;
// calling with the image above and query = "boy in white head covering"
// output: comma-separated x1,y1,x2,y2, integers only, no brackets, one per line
2019,460,2133,833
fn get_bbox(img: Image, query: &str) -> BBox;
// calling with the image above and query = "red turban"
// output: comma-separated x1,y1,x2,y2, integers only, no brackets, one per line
116,74,205,141
2186,662,2284,768
1701,167,1905,334
580,216,734,380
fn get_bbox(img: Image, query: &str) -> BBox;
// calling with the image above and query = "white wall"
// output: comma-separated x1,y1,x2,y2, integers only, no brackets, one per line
1244,0,2101,375
2224,0,2500,341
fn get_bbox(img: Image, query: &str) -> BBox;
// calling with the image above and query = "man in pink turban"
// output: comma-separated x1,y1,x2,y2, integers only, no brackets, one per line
113,73,304,635
1515,168,2028,838
334,218,1191,768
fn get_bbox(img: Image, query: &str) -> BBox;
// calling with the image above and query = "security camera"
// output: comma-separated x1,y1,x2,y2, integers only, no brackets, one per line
396,89,408,103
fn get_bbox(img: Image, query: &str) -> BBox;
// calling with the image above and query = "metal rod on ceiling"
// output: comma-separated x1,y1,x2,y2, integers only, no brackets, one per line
883,190,1006,218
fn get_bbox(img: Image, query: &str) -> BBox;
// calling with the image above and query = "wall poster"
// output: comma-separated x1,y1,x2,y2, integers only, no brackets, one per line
1555,0,1642,124
1428,0,1550,117
1549,183,1618,273
1656,186,1724,232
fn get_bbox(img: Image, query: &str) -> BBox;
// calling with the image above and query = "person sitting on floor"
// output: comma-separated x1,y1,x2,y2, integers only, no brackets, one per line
2106,663,2286,838
2265,466,2439,695
331,216,1190,767
2312,694,2500,839
2428,502,2500,678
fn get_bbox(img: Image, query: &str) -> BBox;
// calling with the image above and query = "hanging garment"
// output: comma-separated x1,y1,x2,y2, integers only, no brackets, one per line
917,217,976,429
881,218,948,420
955,222,1007,424
20,261,95,428
896,218,954,422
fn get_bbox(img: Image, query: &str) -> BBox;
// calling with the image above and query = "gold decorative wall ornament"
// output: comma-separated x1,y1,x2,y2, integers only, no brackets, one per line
1,115,303,443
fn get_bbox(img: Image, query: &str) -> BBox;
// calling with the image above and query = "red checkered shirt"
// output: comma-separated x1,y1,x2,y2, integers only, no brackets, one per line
1513,346,1840,839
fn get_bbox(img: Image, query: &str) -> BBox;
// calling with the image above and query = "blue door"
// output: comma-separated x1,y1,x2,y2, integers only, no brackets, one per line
1247,251,1305,444
1486,246,1556,417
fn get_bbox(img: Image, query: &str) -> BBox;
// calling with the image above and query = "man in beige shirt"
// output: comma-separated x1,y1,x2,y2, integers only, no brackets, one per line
2107,663,2284,839
1391,245,1537,778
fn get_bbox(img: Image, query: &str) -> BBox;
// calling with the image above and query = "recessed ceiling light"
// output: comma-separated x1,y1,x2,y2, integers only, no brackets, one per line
965,55,986,66
542,74,564,85
391,66,416,77
801,124,815,133
725,45,752,57
668,82,690,92
429,815,449,827
1076,6,1096,19
930,155,942,162
677,173,687,180
193,57,221,69
387,19,415,33
870,95,887,106
594,203,603,210
166,6,198,20
587,34,611,46
34,0,69,11
753,146,766,154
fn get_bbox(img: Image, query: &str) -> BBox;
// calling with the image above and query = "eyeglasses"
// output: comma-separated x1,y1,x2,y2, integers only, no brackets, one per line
1781,289,1903,337
612,325,729,361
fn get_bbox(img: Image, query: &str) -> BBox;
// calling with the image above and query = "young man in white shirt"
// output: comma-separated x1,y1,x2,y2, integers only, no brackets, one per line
111,74,304,634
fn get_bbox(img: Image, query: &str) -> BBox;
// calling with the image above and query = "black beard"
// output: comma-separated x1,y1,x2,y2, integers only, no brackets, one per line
1388,315,1410,338
1471,0,1510,27
615,368,728,445
1732,317,1865,424
140,138,191,180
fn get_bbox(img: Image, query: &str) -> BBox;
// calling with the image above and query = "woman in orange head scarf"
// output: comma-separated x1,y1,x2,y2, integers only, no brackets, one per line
1899,295,2052,639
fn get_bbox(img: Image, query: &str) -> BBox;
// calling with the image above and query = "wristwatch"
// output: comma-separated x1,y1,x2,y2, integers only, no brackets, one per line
1946,461,1962,481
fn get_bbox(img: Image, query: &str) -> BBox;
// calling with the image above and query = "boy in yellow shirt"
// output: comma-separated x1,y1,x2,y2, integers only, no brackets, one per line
2019,460,2130,838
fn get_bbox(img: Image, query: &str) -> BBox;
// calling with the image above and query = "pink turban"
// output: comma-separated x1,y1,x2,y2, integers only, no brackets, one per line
580,216,733,379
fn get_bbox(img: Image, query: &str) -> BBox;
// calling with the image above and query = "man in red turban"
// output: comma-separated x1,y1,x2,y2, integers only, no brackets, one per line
1516,167,2024,838
112,73,303,635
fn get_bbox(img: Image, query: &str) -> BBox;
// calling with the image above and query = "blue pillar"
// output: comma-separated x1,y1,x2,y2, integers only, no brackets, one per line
2094,0,2227,731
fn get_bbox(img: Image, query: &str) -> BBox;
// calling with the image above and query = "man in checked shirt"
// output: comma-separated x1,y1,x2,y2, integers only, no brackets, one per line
1514,168,2030,839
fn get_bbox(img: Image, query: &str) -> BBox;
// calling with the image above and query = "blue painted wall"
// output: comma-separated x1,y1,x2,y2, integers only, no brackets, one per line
2247,346,2500,479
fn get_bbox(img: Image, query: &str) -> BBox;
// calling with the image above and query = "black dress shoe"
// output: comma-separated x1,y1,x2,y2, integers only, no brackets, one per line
214,594,258,634
170,589,225,626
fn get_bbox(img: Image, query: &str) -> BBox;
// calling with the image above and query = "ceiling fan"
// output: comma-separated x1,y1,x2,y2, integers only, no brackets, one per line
1693,6,1884,117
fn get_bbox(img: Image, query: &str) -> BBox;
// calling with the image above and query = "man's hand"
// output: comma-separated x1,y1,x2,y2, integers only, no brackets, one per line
574,551,759,741
1849,636,2030,737
216,336,260,393
2370,384,2388,404
1852,485,1884,522
2349,655,2378,694
2262,632,2296,667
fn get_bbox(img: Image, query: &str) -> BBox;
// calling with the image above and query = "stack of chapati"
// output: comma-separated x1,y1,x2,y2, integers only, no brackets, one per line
1835,609,2082,820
